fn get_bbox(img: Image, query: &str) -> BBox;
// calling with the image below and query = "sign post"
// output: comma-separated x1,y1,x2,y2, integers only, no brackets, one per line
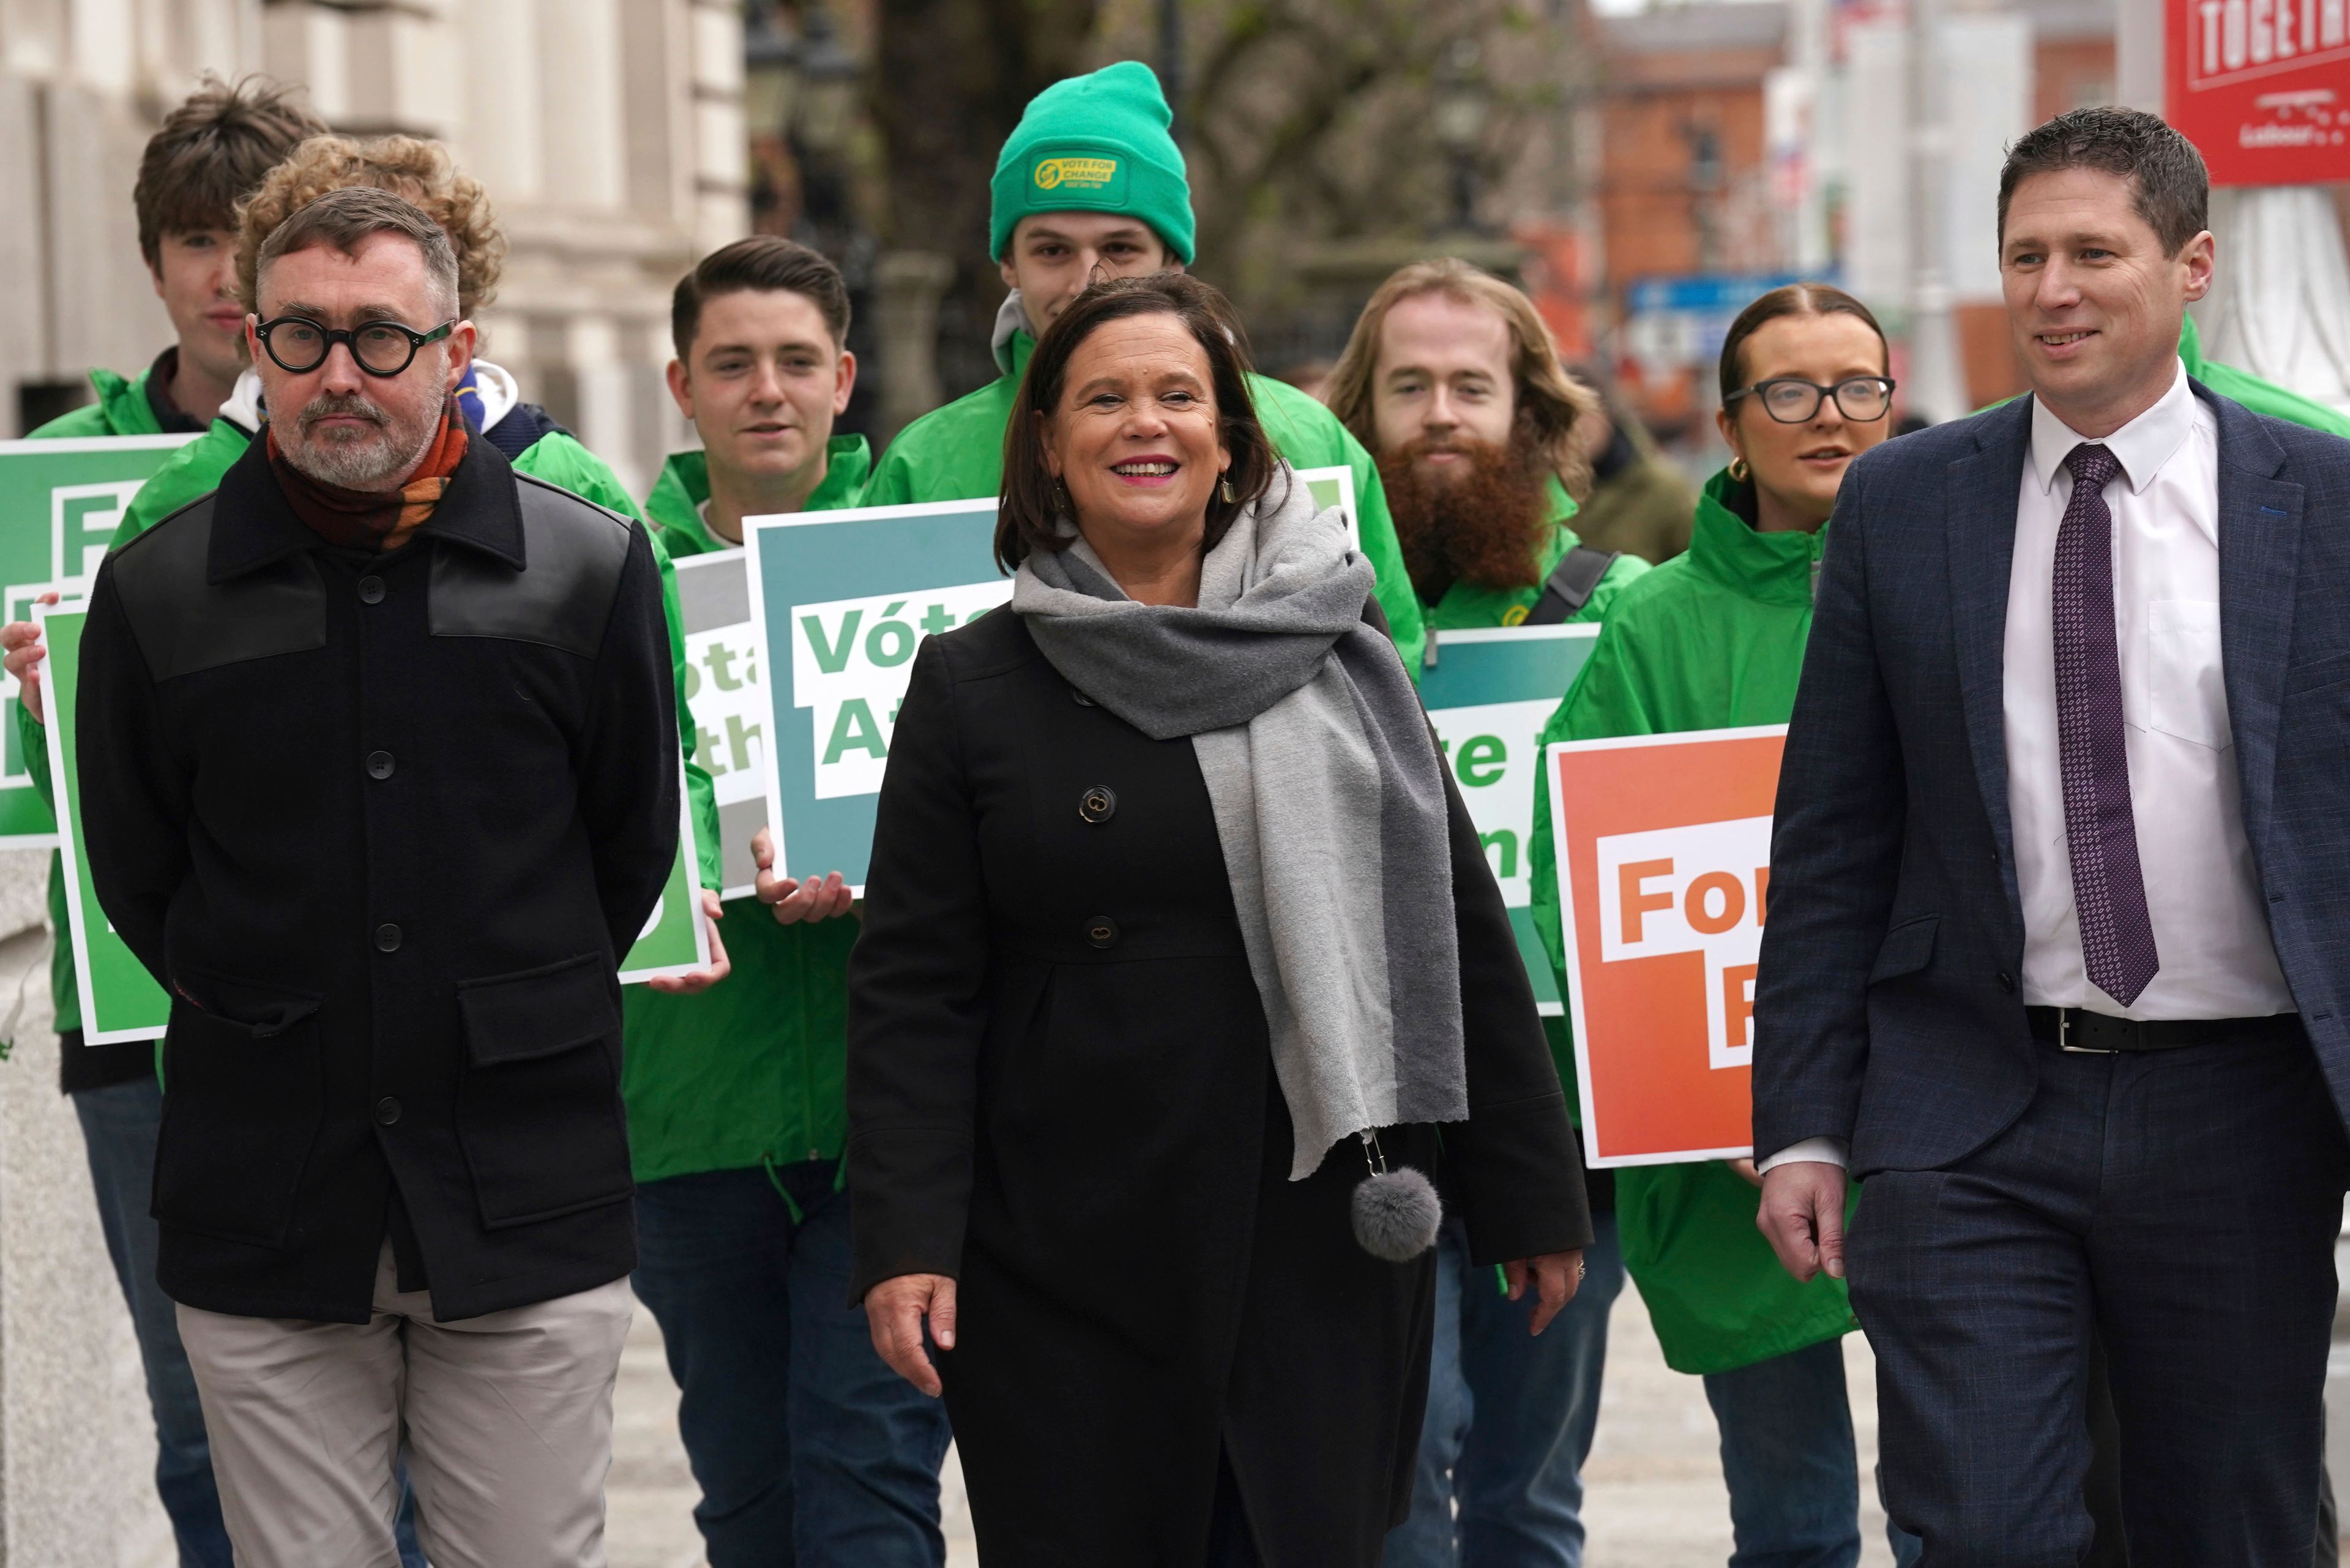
1545,725,1786,1167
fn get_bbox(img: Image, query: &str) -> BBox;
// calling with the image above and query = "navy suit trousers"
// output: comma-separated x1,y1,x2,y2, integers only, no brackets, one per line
1849,1030,2349,1567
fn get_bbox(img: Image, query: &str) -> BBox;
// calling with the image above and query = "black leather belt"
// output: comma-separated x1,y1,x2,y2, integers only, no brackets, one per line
2025,1006,2305,1053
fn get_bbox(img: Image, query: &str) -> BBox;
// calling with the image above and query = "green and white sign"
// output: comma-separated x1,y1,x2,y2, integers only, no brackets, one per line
0,434,198,846
1417,624,1600,1015
618,766,714,984
37,603,167,1041
747,498,1008,892
40,602,706,1043
673,550,767,900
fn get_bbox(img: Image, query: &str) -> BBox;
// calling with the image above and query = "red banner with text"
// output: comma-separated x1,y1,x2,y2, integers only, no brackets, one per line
2166,0,2350,185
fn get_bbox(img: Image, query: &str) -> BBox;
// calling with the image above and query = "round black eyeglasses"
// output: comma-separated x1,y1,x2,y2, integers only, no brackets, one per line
254,316,456,377
1724,375,1898,424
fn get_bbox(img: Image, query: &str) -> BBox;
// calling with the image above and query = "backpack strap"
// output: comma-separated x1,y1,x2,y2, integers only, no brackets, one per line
1523,545,1621,625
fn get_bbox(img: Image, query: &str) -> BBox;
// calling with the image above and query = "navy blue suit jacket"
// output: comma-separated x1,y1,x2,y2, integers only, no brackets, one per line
1752,381,2350,1174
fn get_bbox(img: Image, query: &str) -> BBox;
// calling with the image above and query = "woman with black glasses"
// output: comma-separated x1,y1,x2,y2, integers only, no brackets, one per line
1526,283,1923,1568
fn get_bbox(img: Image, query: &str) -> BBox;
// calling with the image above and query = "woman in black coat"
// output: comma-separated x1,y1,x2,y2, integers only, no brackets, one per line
846,274,1592,1567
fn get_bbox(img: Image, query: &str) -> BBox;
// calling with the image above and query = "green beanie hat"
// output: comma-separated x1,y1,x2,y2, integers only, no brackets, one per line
990,61,1195,265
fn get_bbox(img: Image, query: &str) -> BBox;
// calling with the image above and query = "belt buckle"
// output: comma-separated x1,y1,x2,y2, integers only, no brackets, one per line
2057,1007,2116,1054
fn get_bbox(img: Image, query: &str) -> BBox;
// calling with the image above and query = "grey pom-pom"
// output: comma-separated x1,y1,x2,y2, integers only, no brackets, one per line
1351,1167,1443,1261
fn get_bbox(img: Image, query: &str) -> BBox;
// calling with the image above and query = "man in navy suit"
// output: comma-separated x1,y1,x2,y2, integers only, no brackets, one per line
1752,107,2350,1566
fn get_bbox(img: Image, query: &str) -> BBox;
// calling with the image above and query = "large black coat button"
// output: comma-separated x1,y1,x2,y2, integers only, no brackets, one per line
1079,786,1117,824
359,576,386,605
367,750,395,779
1997,971,2016,993
375,923,403,952
375,1097,402,1126
1085,916,1119,949
1069,687,1095,707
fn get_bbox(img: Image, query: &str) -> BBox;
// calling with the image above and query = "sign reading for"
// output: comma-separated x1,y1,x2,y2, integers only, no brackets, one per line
1417,625,1599,1015
1546,725,1786,1167
0,434,197,844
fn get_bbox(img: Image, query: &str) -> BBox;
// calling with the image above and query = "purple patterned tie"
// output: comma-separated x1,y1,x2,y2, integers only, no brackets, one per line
2053,443,2160,1007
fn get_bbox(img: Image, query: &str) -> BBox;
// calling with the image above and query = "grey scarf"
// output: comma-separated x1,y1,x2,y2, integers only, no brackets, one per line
1012,468,1468,1179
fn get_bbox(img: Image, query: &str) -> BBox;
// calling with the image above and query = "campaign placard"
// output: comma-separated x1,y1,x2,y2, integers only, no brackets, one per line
0,434,199,846
1418,625,1598,1015
746,499,1009,891
2165,0,2350,185
36,603,168,1041
673,550,767,900
1545,725,1786,1167
39,602,706,1045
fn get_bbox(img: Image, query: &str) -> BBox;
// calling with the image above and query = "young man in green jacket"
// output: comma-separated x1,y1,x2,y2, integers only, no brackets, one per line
624,237,950,1568
1321,258,1643,1566
859,61,1430,671
5,77,378,1568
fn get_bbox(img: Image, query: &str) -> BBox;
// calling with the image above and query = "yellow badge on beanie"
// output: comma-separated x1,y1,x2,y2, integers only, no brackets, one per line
1032,155,1122,194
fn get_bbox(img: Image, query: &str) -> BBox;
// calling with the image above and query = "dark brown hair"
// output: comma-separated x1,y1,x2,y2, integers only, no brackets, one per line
1999,108,2208,258
1718,283,1889,403
135,75,324,270
672,236,852,361
253,186,460,318
995,273,1280,572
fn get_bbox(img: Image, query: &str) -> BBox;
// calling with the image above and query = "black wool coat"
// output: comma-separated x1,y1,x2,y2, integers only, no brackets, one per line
846,605,1592,1567
76,435,678,1323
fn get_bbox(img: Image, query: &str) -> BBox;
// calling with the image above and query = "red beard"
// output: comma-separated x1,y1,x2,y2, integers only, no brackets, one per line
1376,435,1556,602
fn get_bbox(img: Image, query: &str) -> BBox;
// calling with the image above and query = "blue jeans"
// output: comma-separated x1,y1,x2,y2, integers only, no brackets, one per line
633,1163,954,1567
73,1078,428,1567
1386,1212,1628,1567
1706,1337,1921,1568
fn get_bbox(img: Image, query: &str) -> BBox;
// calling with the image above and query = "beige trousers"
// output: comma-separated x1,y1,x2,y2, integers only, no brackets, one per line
175,1244,633,1568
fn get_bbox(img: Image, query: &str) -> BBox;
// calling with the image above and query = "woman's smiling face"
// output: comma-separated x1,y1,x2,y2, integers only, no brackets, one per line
1041,310,1233,561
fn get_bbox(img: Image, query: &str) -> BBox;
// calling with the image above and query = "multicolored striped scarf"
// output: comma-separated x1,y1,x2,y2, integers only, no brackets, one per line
266,397,468,552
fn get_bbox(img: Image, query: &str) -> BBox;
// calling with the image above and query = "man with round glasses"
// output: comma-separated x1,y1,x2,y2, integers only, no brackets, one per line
72,185,682,1568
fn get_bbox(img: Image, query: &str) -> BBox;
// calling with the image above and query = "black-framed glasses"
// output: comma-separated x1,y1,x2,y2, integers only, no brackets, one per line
253,315,455,377
1725,375,1897,424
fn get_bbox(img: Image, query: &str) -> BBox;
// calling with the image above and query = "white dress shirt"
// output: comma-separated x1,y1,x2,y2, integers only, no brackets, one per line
1758,362,2294,1174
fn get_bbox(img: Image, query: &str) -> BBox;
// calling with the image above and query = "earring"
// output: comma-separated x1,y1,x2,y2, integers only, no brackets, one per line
1220,477,1236,504
1053,477,1072,517
1728,455,1750,482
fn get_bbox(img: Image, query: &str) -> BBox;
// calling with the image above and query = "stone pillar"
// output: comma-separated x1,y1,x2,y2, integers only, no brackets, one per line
874,251,958,447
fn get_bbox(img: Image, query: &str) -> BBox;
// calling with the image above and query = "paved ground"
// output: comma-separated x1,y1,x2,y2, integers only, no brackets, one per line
603,1279,1893,1568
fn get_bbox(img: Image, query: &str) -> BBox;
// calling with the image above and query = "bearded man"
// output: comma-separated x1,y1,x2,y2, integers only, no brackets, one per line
1327,258,1645,638
73,185,679,1568
1326,258,1644,1567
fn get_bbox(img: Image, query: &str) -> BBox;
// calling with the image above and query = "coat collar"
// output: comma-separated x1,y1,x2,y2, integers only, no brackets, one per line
207,428,526,583
1685,469,1824,608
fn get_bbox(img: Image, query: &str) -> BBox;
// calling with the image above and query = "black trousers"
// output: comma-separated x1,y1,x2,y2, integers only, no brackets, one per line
1851,1031,2349,1568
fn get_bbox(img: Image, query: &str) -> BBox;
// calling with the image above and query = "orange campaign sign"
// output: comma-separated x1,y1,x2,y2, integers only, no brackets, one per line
1544,725,1786,1168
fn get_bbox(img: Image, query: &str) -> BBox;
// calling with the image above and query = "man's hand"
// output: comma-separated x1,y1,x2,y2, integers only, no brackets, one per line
1757,1160,1850,1282
865,1272,957,1397
644,889,731,994
3,594,61,725
750,827,854,924
1502,1250,1584,1336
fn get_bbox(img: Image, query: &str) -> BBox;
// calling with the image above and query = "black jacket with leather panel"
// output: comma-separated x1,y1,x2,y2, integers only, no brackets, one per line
76,433,679,1323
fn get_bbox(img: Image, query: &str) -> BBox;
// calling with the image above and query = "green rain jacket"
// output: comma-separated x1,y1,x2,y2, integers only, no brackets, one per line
22,365,178,1036
862,321,1430,672
622,436,871,1185
1528,472,1854,1376
2179,313,2350,438
1420,475,1648,632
